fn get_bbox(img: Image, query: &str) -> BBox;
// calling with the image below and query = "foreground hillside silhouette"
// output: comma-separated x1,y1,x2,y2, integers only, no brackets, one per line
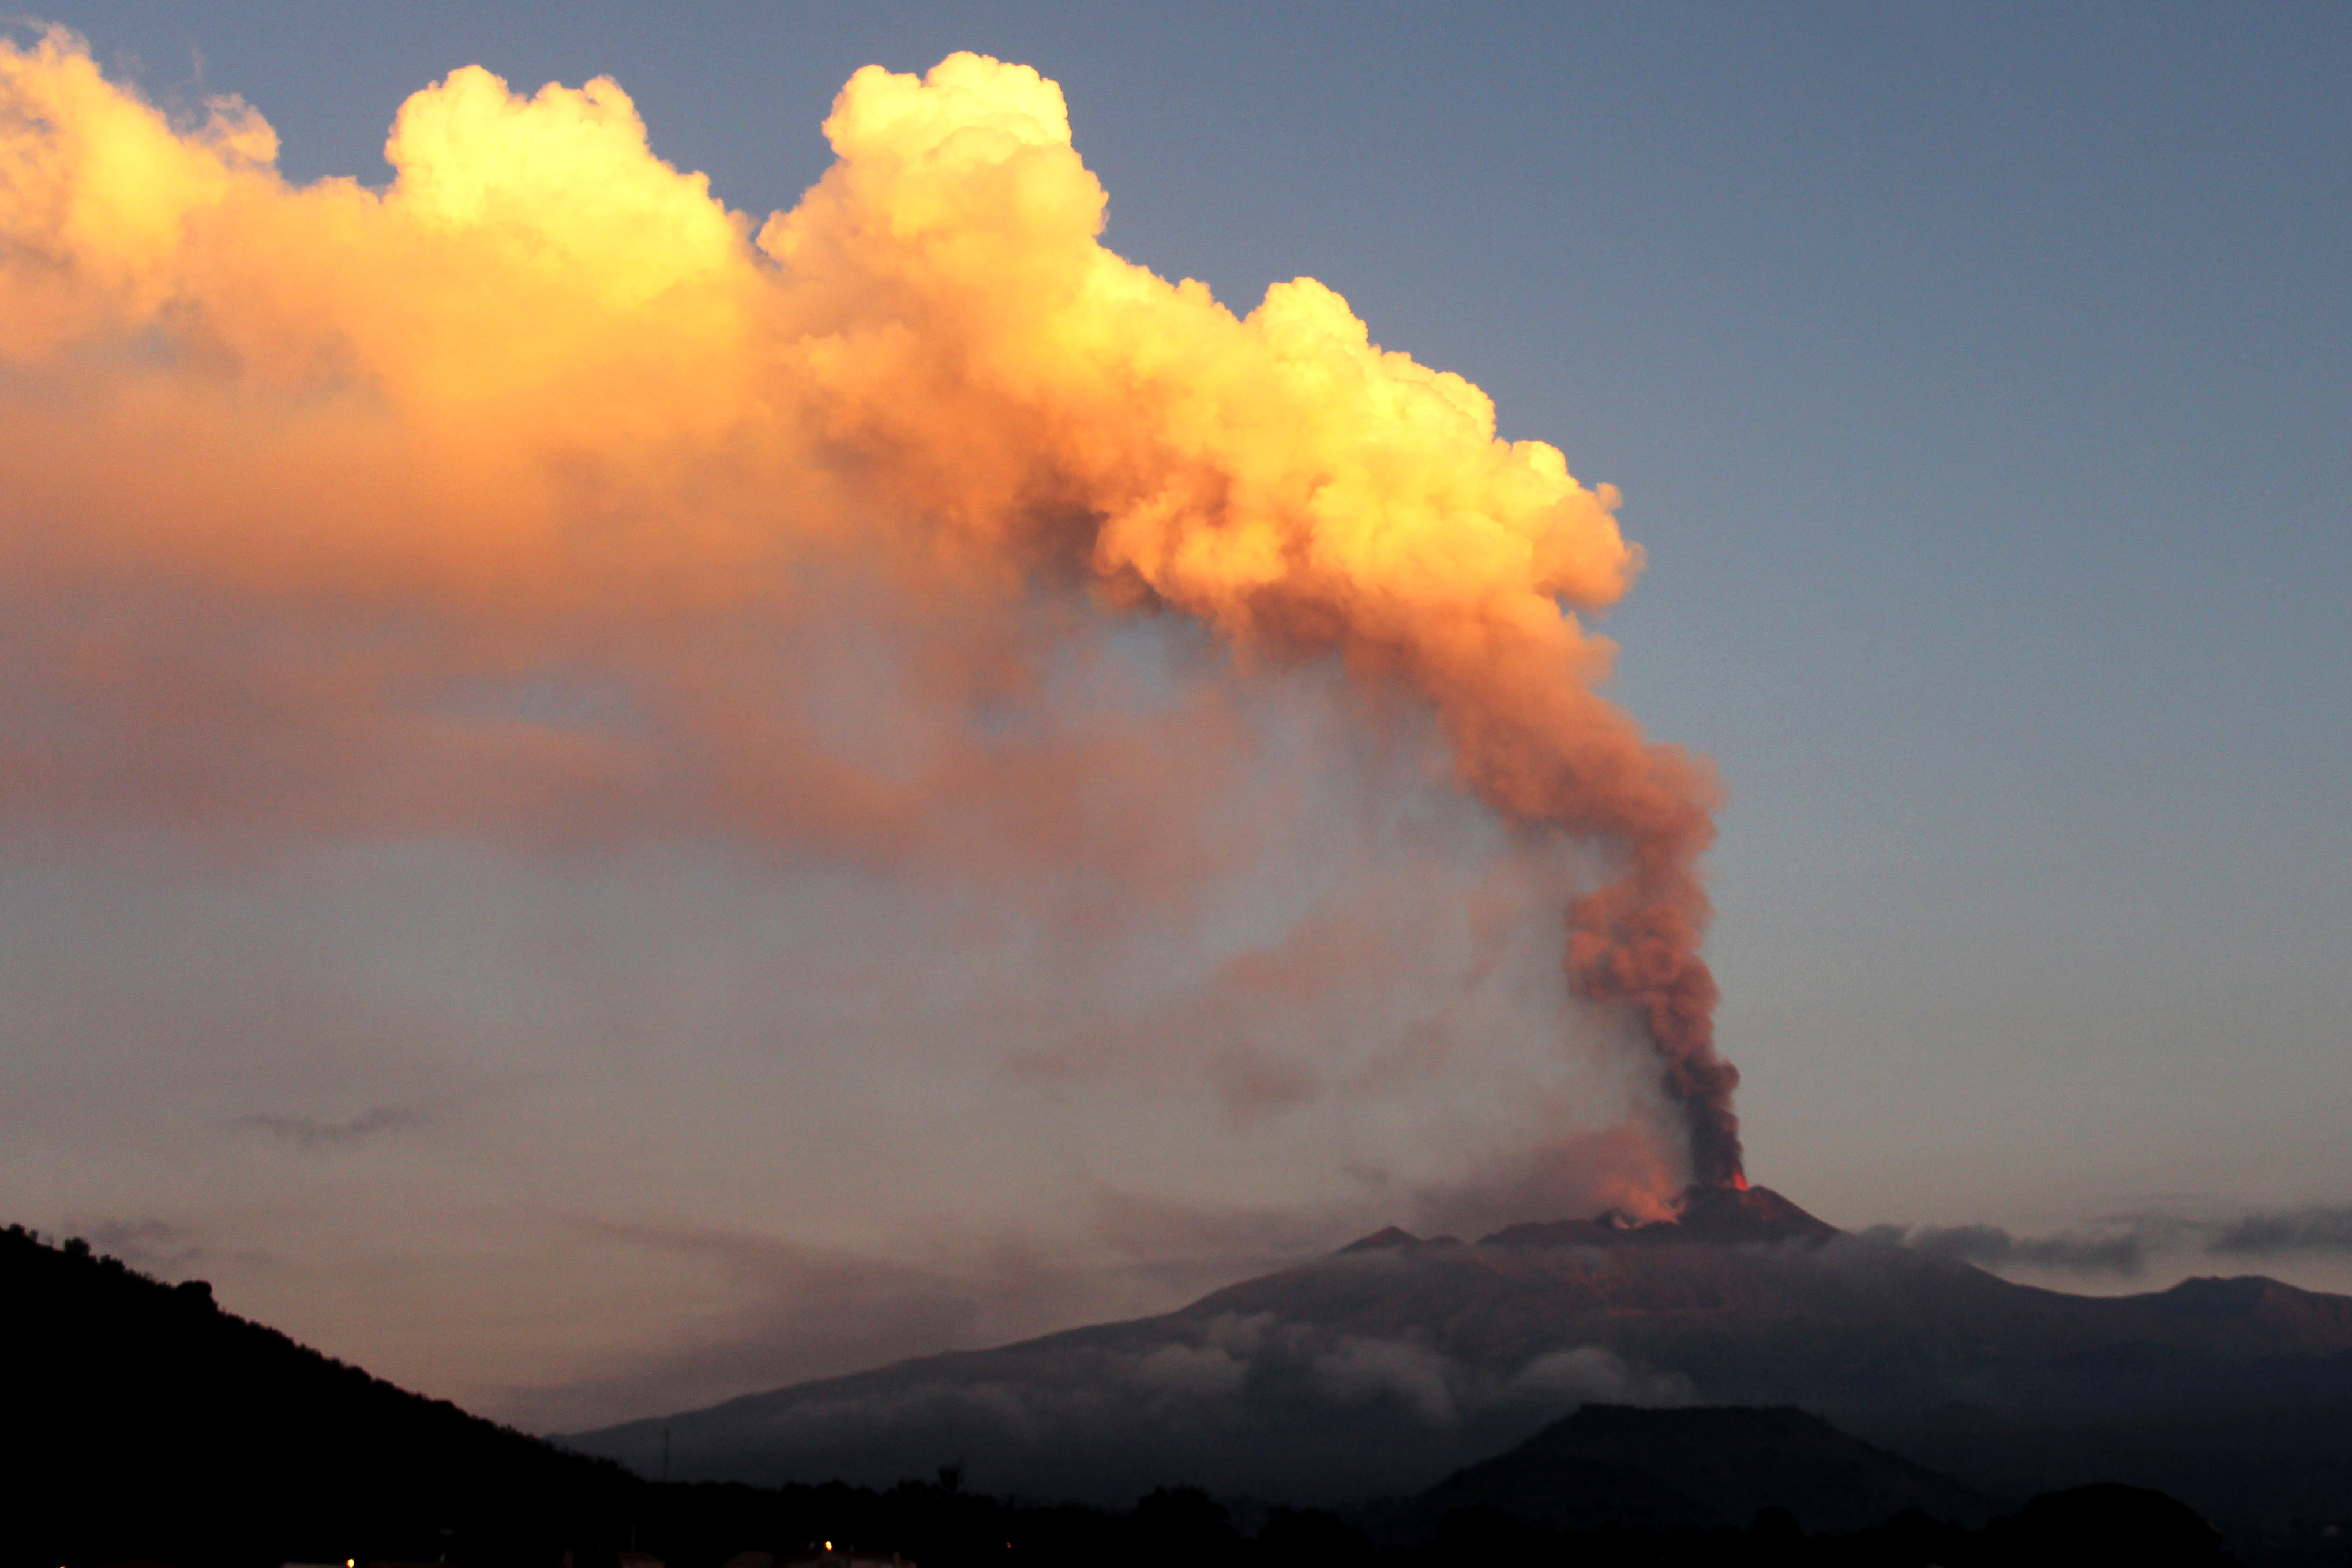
2,1224,639,1565
0,1220,2319,1566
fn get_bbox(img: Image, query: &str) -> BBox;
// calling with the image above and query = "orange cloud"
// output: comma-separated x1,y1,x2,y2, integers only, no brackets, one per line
0,35,1733,1190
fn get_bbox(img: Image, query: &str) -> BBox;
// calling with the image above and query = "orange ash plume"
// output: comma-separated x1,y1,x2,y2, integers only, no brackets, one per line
0,37,1740,1188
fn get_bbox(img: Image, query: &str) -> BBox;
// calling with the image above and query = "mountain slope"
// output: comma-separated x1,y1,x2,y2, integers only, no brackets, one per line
567,1187,2352,1513
0,1224,642,1567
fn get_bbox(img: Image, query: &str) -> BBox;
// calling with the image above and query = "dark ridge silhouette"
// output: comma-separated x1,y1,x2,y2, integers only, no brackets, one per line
1394,1405,1990,1536
0,1224,645,1566
2000,1484,2235,1565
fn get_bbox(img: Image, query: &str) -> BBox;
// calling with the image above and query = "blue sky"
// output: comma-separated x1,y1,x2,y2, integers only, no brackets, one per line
6,3,2346,1424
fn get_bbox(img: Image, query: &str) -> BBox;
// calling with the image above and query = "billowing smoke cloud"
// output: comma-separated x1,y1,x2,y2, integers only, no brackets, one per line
0,36,1733,1192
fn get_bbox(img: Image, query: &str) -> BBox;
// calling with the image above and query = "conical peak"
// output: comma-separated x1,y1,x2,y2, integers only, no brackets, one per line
1332,1225,1465,1255
1335,1225,1421,1254
1477,1183,1838,1250
1670,1182,1839,1241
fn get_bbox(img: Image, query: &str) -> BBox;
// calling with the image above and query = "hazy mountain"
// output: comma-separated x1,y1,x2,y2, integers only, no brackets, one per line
566,1186,2352,1531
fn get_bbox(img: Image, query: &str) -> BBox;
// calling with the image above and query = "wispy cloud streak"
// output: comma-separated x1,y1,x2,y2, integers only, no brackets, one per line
241,1106,427,1150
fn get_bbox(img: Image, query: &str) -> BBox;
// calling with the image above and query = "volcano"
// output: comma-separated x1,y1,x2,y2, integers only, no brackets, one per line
1338,1184,1839,1259
1477,1181,1842,1250
565,1186,2352,1534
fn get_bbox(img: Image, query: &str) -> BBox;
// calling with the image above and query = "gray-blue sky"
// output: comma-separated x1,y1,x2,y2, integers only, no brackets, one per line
5,3,2347,1425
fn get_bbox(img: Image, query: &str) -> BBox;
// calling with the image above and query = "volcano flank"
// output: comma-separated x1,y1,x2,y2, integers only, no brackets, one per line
567,1186,2352,1535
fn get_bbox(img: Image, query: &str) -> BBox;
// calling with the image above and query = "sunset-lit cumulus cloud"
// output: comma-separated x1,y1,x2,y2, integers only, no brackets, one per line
0,29,1730,1202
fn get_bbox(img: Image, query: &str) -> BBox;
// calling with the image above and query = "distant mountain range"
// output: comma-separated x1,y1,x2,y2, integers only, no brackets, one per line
5,1207,2325,1565
567,1186,2352,1540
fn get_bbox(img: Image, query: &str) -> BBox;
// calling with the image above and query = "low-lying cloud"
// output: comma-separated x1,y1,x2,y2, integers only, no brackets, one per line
568,1307,1689,1502
1871,1204,2352,1276
1863,1222,2148,1276
2208,1206,2352,1257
